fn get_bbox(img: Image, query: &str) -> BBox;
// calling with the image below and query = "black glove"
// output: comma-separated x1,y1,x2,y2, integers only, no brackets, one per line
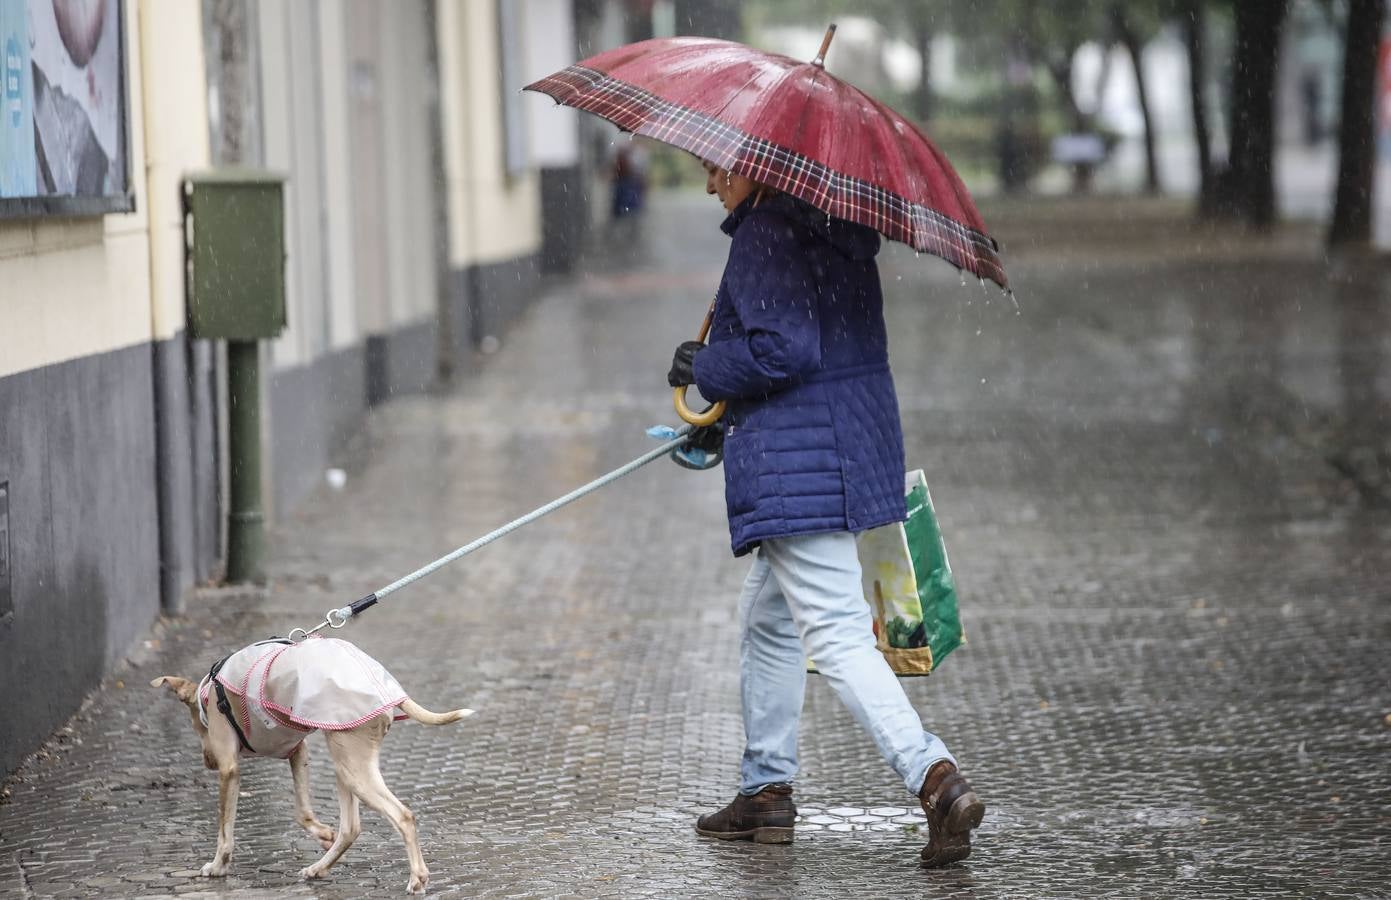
672,423,724,470
686,423,724,455
667,340,706,387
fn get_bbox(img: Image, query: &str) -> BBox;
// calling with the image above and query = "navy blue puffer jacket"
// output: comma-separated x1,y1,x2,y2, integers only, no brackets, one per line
692,192,907,557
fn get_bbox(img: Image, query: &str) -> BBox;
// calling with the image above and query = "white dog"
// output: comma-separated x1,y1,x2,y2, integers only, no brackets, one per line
153,636,472,894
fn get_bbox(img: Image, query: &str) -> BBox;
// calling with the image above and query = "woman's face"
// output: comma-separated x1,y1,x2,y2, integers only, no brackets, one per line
702,160,757,212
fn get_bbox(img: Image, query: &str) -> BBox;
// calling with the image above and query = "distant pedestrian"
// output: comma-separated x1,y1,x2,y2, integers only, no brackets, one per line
1301,70,1322,147
666,158,985,867
611,142,648,219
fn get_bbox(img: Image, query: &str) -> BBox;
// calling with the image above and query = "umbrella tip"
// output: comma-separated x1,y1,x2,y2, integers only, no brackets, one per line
812,24,836,67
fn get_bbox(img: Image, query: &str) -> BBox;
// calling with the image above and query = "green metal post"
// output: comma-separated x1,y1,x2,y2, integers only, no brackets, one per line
184,170,286,586
226,339,265,583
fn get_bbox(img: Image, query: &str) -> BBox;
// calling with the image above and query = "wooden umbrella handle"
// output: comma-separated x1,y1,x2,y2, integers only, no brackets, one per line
673,302,727,427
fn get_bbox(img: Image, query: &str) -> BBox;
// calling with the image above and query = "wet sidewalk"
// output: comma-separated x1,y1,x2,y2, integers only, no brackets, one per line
2,192,1389,898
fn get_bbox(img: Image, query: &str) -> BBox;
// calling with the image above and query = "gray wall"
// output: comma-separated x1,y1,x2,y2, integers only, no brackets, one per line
152,333,224,613
540,165,586,275
0,344,162,777
366,320,437,408
270,344,367,515
452,252,543,355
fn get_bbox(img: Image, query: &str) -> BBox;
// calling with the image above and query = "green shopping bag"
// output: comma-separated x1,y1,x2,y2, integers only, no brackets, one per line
845,469,964,677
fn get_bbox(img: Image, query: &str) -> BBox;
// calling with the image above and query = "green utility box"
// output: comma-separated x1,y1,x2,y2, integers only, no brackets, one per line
183,170,287,340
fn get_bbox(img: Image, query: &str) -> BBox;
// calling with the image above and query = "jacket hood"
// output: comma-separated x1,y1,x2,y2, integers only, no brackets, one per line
722,192,881,261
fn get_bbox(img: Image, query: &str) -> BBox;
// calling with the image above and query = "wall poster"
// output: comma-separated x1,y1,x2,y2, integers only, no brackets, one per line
1,0,131,217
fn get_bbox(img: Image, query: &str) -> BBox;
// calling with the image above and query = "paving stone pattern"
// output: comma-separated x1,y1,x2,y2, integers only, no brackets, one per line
2,195,1389,898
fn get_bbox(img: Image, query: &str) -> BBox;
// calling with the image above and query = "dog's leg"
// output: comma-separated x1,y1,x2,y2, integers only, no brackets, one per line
326,719,431,895
288,741,335,849
202,718,242,877
299,770,361,881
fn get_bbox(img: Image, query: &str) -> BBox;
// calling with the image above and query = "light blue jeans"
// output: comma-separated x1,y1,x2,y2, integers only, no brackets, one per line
738,531,955,796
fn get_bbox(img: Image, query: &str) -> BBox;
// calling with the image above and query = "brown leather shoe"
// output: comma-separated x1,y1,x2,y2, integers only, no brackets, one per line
695,783,796,844
918,761,985,867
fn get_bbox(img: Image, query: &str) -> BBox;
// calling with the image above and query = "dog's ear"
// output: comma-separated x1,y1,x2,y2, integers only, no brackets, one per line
150,675,197,704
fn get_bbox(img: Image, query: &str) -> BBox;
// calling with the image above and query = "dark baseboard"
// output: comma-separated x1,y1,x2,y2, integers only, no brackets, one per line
270,343,367,514
0,344,162,778
447,251,542,359
540,165,586,275
366,318,437,407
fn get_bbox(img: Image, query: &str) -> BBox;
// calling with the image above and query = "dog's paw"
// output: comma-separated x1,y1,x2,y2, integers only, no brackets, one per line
406,873,428,894
300,865,326,881
200,861,228,878
311,825,336,849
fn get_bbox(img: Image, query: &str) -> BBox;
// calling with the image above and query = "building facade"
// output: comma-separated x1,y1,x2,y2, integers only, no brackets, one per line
0,0,579,778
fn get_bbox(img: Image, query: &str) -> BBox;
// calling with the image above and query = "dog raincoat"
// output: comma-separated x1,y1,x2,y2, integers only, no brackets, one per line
197,636,409,758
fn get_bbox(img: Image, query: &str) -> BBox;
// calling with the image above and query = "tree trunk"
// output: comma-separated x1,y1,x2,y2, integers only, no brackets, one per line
1113,4,1160,194
1328,0,1386,247
1044,48,1097,193
914,23,933,122
1181,0,1215,215
1222,0,1290,229
1046,54,1086,132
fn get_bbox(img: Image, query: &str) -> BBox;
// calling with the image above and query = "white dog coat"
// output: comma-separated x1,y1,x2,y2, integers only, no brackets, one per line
197,637,409,758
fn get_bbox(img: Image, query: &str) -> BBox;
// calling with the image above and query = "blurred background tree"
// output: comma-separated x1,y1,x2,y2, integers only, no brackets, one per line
752,0,959,122
1179,0,1219,214
1110,1,1171,194
722,0,1384,239
1212,0,1292,229
1329,0,1386,247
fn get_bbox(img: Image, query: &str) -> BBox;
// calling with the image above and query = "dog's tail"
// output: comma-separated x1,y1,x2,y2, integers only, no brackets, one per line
399,698,474,726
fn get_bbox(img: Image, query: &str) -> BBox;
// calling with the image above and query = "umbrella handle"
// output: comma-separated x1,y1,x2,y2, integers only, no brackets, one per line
673,302,727,427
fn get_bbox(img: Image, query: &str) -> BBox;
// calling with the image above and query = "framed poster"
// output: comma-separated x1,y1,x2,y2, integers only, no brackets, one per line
1,0,132,217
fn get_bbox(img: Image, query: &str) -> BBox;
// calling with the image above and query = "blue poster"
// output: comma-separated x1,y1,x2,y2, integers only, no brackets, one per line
1,0,36,198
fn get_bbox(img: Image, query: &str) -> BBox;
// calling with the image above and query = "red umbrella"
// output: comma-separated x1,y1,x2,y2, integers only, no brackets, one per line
525,26,1007,290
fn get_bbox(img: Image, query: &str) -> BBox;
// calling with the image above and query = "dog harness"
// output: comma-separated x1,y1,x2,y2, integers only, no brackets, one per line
197,636,410,758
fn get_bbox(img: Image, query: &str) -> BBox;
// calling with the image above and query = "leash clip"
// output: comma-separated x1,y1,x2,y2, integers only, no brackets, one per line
287,605,353,643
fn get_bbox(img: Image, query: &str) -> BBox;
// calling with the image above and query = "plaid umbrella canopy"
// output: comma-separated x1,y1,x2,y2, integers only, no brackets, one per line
525,28,1008,290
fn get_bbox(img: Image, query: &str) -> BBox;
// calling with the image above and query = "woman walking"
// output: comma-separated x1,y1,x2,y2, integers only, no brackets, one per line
667,160,985,868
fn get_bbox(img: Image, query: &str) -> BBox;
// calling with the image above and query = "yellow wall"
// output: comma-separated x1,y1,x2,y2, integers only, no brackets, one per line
141,0,211,342
380,3,440,328
0,0,544,384
438,0,541,269
260,0,333,370
0,0,208,381
0,8,148,380
316,0,361,353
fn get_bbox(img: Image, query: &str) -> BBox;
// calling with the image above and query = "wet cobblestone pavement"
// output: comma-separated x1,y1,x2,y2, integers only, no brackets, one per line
3,194,1390,897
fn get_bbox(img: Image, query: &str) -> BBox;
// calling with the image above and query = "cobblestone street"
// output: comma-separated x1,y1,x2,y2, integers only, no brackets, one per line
2,192,1390,898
